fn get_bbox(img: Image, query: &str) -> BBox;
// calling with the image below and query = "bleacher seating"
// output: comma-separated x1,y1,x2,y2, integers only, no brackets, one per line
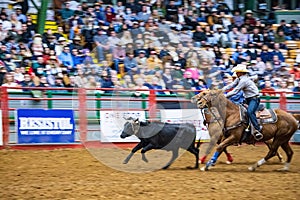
30,14,58,32
285,41,298,49
289,49,300,59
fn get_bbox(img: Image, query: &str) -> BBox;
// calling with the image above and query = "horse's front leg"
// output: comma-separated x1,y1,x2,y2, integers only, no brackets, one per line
201,135,236,171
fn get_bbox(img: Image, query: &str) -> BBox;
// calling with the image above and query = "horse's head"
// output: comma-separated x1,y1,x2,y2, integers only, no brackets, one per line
191,89,223,109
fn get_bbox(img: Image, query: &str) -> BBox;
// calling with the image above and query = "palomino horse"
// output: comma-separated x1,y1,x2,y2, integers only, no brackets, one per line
191,89,297,171
200,108,233,164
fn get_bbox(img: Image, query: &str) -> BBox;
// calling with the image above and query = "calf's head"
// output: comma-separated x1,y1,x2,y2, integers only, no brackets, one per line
120,118,140,139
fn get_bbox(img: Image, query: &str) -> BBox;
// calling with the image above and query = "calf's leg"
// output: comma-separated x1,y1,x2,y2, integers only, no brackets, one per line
123,142,144,164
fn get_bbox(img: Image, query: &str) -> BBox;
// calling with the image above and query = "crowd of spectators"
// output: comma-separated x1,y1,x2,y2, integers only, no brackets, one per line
0,0,300,97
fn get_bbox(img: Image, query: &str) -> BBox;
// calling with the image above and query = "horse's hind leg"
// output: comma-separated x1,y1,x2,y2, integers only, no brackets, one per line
248,139,281,171
277,142,294,171
264,140,284,163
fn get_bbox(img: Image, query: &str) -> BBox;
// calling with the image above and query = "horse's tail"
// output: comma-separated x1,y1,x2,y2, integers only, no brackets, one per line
292,114,300,129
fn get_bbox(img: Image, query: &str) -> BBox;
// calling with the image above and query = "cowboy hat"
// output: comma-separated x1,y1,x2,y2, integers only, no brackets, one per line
232,64,249,73
245,10,253,14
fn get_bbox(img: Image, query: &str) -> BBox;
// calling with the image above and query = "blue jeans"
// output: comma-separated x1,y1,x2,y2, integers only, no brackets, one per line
246,96,260,131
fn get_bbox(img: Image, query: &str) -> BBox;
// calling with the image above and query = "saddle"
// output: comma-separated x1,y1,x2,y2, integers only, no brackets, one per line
239,104,278,125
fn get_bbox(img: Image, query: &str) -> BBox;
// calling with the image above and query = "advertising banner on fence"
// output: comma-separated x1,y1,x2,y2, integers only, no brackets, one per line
100,111,145,142
0,110,2,146
160,109,210,141
16,109,75,144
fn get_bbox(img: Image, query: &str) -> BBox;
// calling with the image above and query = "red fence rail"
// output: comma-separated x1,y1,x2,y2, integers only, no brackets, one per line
1,86,300,147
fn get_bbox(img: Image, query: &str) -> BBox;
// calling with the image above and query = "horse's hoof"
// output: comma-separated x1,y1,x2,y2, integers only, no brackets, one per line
200,166,207,171
123,160,128,164
248,166,256,171
276,167,289,172
226,161,232,165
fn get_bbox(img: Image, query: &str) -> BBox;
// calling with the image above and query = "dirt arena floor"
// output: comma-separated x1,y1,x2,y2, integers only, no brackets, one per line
0,144,299,200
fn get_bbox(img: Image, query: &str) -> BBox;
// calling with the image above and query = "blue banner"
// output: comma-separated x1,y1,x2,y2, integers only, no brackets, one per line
17,109,75,144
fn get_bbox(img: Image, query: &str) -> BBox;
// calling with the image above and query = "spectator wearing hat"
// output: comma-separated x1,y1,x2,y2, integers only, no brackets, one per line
69,35,83,51
207,8,219,26
136,50,148,67
244,10,256,26
146,50,163,71
55,37,67,56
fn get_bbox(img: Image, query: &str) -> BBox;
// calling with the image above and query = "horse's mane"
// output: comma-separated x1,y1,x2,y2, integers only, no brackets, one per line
208,89,240,112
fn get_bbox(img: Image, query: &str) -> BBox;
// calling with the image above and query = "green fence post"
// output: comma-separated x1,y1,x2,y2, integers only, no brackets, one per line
37,0,48,34
265,96,271,109
47,91,53,109
96,92,101,120
141,93,147,119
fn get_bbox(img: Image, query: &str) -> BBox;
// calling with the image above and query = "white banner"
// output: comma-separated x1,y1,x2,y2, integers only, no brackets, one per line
160,109,210,141
0,110,2,146
100,111,145,142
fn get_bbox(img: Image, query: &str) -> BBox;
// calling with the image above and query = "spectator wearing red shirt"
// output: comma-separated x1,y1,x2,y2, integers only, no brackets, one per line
105,6,116,23
289,63,300,81
261,80,276,96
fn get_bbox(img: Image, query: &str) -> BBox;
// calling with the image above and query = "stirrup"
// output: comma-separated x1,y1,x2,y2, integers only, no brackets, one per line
254,131,263,141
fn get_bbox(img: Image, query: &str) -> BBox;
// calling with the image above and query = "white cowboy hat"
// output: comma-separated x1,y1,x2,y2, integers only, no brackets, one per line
232,64,249,73
245,10,253,14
